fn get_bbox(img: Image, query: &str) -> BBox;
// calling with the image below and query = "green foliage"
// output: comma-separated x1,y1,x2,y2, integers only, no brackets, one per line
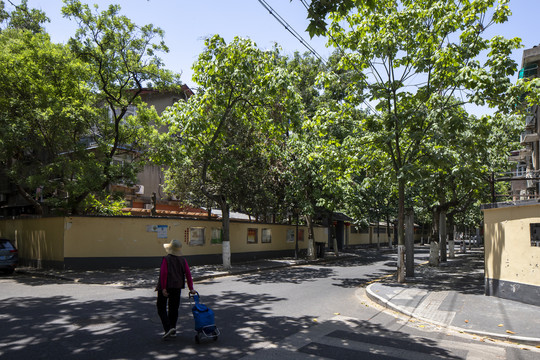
324,0,522,238
302,0,376,37
82,194,128,216
0,27,99,214
158,36,303,219
0,1,179,215
0,0,49,33
60,0,179,210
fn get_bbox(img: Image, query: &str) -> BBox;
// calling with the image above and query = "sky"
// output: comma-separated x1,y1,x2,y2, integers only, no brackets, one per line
20,0,538,93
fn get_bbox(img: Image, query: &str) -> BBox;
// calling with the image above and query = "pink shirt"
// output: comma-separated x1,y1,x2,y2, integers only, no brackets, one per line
159,256,194,291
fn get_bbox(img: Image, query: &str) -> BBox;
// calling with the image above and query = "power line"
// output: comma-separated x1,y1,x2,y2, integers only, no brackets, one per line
257,0,326,64
297,1,378,115
299,0,310,11
258,0,379,115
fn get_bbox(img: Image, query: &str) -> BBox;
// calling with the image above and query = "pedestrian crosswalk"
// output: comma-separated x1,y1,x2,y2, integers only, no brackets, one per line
240,315,507,360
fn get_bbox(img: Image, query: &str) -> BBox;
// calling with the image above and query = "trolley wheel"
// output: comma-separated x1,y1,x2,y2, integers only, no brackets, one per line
212,329,219,341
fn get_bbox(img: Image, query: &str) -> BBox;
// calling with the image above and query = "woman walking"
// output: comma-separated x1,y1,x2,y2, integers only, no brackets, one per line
156,239,196,339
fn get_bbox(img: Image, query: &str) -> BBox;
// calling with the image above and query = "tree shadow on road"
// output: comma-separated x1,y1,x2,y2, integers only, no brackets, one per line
236,266,335,285
297,318,465,359
1,285,473,360
0,289,313,360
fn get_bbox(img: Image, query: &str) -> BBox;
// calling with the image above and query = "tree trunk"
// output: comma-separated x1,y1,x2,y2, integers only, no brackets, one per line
305,215,316,260
405,207,414,278
376,216,380,250
16,184,43,215
432,208,440,244
397,177,406,283
386,211,392,249
219,199,231,269
439,210,447,263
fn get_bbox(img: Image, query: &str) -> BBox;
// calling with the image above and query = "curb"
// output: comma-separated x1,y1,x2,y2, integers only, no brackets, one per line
15,269,78,283
15,253,357,284
191,253,357,282
365,283,540,346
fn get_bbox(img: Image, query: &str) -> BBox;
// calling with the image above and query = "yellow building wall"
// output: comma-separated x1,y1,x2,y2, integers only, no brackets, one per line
1,216,332,269
62,217,311,258
0,217,65,265
313,227,328,244
484,204,540,287
348,230,370,245
348,226,391,246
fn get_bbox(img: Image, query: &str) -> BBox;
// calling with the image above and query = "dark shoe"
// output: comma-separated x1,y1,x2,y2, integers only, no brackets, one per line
162,328,176,339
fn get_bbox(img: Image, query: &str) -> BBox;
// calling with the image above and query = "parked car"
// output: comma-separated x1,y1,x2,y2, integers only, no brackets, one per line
0,238,18,274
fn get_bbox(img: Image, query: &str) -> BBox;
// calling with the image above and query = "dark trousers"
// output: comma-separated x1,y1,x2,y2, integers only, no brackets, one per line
156,288,182,332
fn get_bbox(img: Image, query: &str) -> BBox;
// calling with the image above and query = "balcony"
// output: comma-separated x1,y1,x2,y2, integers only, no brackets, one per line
509,149,532,162
521,132,540,144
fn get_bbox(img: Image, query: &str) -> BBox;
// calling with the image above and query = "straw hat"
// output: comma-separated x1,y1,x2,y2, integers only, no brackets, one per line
163,239,183,256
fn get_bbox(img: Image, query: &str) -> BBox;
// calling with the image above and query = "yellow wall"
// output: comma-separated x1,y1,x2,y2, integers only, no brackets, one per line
348,226,391,246
313,227,328,244
63,217,311,258
0,217,65,264
484,204,540,287
2,216,320,266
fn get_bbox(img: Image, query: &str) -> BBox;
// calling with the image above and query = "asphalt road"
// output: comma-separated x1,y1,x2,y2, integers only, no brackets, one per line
1,249,539,359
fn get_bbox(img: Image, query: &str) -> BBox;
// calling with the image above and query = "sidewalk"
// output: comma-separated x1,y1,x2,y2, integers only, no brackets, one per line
366,248,540,346
15,251,353,288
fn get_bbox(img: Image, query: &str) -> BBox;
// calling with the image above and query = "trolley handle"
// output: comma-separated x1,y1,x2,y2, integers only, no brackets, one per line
189,291,200,306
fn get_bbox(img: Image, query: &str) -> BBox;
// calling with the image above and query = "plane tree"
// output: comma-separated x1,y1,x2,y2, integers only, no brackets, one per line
278,51,379,258
157,35,303,268
323,0,522,281
414,107,521,259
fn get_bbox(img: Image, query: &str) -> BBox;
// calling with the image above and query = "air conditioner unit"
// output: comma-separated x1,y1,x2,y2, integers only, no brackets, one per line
144,204,153,210
0,194,6,202
134,185,144,195
525,115,536,127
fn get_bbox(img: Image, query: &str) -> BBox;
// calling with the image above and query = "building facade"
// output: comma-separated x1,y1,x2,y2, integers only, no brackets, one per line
510,45,540,199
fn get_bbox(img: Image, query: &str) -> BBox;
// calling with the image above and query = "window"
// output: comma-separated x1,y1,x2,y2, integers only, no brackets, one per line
286,229,295,243
262,229,271,243
530,223,540,247
516,164,527,177
519,63,538,79
247,228,258,244
211,228,222,245
189,227,205,246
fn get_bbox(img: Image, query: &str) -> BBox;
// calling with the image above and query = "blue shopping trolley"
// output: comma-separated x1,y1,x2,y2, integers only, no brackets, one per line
189,292,220,343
